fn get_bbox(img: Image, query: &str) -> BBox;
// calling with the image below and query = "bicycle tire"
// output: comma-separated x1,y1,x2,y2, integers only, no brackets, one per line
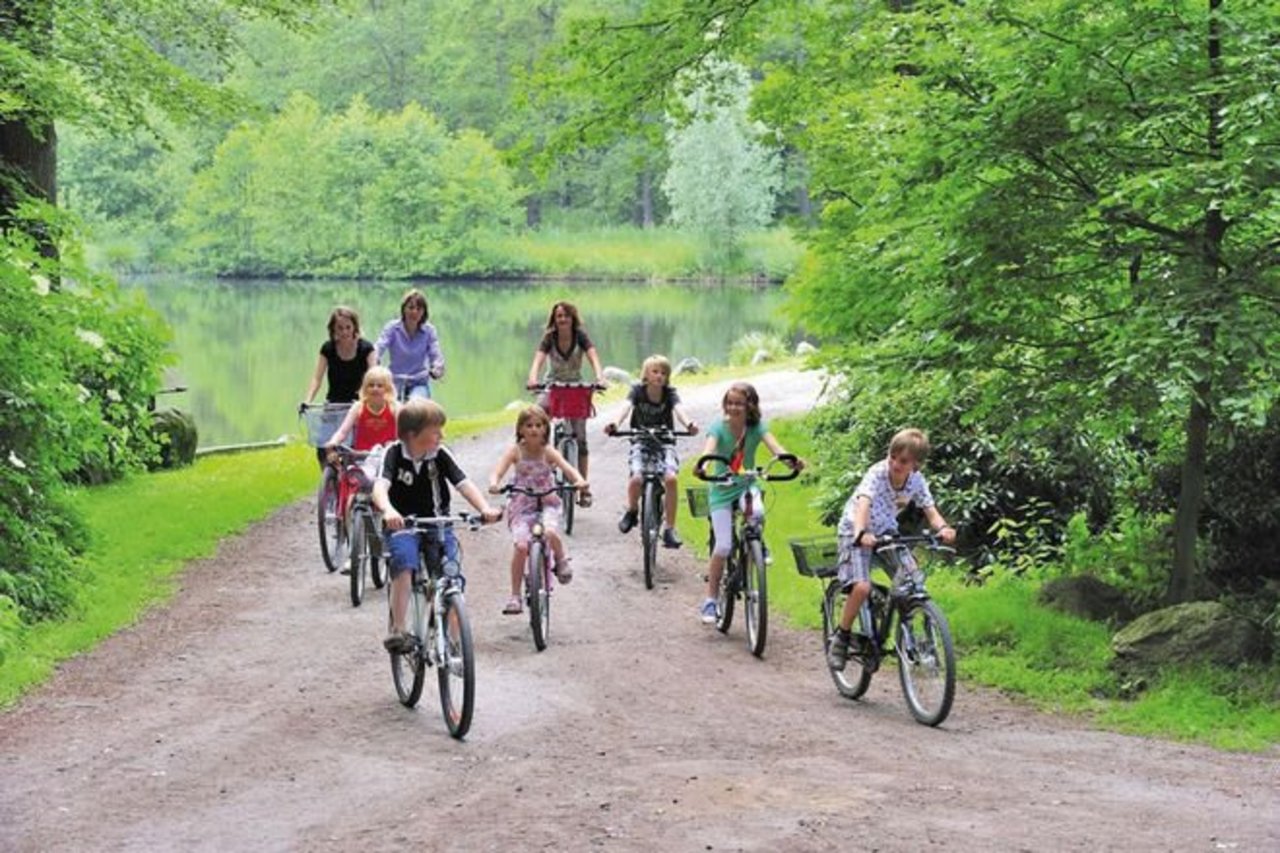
436,590,475,739
560,437,578,536
348,511,368,607
744,538,768,657
641,480,660,590
716,544,738,634
369,526,385,589
527,541,549,651
823,580,872,699
897,599,956,726
317,470,341,572
390,580,427,708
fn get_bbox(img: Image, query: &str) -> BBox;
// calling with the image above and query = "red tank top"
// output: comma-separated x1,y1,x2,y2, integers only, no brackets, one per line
354,403,396,450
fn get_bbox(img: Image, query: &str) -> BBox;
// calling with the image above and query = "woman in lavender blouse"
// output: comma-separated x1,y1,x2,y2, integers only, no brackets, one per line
375,289,445,400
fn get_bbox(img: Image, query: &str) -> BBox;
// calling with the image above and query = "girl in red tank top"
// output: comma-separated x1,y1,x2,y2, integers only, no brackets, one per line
325,367,399,488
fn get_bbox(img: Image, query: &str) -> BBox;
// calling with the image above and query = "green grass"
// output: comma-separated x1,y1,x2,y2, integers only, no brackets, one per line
481,225,804,280
0,414,498,708
676,418,1280,752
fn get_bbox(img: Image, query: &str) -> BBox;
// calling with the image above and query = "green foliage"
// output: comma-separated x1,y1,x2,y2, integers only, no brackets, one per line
1061,510,1173,610
0,225,172,626
662,59,781,267
177,94,523,276
728,331,789,367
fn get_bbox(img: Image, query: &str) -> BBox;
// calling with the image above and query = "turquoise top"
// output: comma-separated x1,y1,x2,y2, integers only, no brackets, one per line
705,418,768,511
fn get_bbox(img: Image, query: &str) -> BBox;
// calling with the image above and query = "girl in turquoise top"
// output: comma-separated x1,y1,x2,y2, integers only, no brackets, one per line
695,382,803,624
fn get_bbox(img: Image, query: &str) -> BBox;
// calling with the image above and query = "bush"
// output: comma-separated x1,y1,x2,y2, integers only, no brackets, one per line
1,225,171,624
729,331,790,367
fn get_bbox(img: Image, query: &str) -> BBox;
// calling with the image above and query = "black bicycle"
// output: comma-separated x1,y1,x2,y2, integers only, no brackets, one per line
385,514,481,739
791,532,957,726
606,426,695,589
691,453,801,658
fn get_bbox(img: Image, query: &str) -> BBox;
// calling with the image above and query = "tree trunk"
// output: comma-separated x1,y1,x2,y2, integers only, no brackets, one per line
638,170,654,229
1166,0,1227,604
0,0,58,258
525,194,542,228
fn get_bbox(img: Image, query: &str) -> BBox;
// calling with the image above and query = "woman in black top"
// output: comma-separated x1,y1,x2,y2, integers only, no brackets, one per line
303,306,377,405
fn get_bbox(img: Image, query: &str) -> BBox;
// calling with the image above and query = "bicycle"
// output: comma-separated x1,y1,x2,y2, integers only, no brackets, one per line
385,513,482,739
530,381,601,536
606,425,695,589
493,482,578,652
300,402,353,572
790,532,957,726
690,453,801,658
391,371,440,403
327,445,387,607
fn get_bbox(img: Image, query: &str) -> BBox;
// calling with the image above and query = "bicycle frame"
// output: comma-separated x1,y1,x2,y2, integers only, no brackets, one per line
498,482,573,651
609,426,694,589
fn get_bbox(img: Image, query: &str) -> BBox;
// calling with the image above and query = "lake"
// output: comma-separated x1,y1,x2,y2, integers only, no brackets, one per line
128,277,793,448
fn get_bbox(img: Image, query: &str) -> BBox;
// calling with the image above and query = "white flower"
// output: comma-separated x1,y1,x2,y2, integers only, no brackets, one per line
106,389,122,403
77,384,91,403
8,451,26,470
76,329,106,349
32,275,50,296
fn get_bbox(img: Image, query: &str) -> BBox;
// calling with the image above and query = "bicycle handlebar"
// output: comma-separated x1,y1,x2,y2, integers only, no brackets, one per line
400,513,485,531
693,453,802,483
491,483,578,499
527,381,606,392
607,426,696,443
872,532,958,557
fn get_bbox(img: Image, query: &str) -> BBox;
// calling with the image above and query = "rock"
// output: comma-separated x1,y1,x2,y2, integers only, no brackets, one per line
1111,601,1268,674
1038,575,1133,624
750,349,774,366
505,400,526,411
796,341,818,356
674,357,703,375
150,407,198,469
601,366,633,386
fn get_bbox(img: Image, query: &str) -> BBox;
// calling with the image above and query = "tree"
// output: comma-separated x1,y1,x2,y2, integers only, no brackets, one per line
661,59,779,264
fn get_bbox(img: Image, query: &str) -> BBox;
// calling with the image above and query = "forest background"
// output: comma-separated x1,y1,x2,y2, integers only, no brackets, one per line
1,0,1278,739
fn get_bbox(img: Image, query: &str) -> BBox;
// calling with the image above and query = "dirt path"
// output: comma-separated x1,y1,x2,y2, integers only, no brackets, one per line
3,368,1277,852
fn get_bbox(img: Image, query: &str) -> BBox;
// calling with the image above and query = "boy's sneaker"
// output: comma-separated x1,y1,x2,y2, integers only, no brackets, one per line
617,508,638,534
827,628,852,671
383,631,412,654
699,598,719,624
662,528,683,549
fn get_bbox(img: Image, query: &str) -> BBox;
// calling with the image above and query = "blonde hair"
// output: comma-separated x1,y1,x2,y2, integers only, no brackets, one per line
642,354,672,380
397,398,446,439
888,428,930,463
514,405,551,444
359,366,393,403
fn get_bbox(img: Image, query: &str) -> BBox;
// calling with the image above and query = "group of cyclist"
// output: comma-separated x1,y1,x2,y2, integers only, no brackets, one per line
301,289,957,656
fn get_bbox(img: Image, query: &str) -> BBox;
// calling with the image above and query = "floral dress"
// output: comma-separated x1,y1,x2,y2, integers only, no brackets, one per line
507,450,563,545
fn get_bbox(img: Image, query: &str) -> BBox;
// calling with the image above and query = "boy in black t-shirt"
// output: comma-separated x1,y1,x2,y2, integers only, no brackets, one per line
372,399,500,652
603,355,699,548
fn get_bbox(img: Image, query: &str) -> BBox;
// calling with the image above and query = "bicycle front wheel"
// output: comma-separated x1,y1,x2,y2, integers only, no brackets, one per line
390,580,427,708
436,590,475,739
897,599,956,726
641,480,660,590
560,437,579,536
317,471,341,572
823,580,872,699
527,541,549,651
348,511,368,607
716,548,738,635
369,521,385,589
744,538,768,657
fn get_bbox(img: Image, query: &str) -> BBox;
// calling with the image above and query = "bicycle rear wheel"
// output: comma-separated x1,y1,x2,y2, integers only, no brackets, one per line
317,470,341,572
716,546,738,634
390,578,427,707
559,436,578,536
369,528,385,589
822,580,872,699
744,538,768,657
348,512,368,607
526,541,549,651
436,589,475,739
641,480,660,589
897,599,956,726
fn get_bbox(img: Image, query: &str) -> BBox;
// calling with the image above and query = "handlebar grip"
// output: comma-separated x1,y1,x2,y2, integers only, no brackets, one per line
693,454,733,483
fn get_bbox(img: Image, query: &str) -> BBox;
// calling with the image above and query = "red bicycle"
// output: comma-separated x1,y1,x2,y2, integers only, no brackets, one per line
529,381,602,536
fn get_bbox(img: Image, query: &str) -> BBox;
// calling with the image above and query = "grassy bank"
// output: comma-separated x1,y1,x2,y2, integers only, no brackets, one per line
675,421,1280,752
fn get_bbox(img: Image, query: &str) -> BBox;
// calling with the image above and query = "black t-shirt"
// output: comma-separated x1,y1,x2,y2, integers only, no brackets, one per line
321,338,374,403
628,383,680,430
379,442,468,517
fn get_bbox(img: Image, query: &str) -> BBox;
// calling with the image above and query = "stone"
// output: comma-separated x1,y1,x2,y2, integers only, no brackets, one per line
151,407,198,469
601,366,633,386
1111,600,1268,674
674,357,703,375
1038,575,1133,624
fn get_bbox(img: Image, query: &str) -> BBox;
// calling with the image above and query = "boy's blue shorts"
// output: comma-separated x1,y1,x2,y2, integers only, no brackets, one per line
383,527,462,580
